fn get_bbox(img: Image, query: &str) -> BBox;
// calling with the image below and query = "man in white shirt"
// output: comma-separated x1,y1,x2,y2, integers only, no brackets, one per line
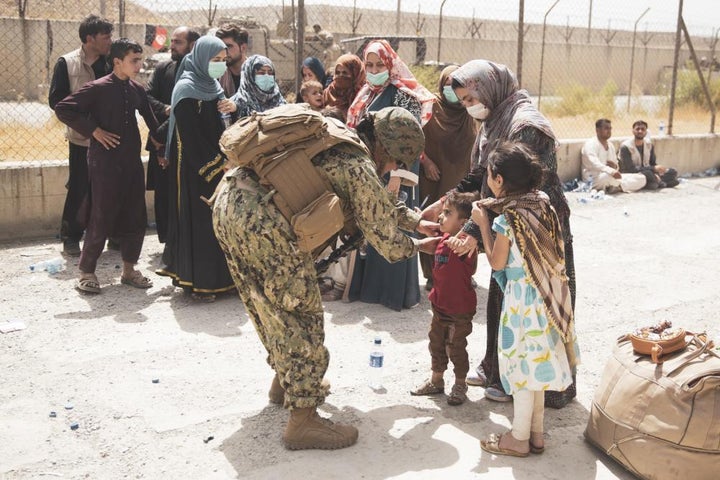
581,118,645,193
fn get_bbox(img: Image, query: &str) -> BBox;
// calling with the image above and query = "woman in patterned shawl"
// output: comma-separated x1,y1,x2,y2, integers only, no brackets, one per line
422,59,577,408
231,54,286,118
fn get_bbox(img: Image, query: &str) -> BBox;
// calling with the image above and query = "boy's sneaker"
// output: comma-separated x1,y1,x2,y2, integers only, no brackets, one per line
466,366,487,387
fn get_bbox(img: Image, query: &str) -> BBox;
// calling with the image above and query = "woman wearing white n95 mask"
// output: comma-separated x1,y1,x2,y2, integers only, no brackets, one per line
225,54,286,119
420,59,577,409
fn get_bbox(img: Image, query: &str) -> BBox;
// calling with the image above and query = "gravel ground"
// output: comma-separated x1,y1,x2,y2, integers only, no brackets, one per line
1,177,719,480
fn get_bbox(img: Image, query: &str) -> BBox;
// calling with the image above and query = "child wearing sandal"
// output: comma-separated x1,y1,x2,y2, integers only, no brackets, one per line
474,142,579,457
411,191,478,406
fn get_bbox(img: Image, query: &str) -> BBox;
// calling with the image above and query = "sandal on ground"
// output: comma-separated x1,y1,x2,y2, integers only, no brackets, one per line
76,275,101,294
191,292,216,303
466,366,488,387
529,432,545,454
447,383,468,406
480,433,529,458
121,271,153,289
410,379,444,396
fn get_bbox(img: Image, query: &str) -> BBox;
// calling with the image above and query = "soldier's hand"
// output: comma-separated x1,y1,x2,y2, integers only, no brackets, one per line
417,236,442,254
416,219,441,237
420,199,442,222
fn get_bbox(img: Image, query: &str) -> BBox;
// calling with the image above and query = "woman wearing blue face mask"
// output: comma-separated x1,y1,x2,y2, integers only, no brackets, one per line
229,54,286,118
344,40,435,312
418,64,477,292
159,35,235,302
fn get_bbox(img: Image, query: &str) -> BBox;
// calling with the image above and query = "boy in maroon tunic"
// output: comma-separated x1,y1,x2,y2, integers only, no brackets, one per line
55,38,163,293
411,191,478,405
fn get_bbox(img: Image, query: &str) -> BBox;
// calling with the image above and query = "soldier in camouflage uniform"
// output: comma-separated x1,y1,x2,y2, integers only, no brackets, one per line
212,107,440,450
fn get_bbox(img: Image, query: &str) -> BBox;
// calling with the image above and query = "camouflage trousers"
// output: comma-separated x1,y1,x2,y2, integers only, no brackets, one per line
212,170,330,409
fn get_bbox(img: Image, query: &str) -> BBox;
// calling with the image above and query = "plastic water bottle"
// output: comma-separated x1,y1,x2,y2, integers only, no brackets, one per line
586,173,594,191
368,337,384,390
658,121,666,136
29,257,66,274
220,112,232,130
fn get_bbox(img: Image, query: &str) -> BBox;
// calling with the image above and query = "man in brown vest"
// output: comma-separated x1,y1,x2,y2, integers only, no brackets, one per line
49,15,113,256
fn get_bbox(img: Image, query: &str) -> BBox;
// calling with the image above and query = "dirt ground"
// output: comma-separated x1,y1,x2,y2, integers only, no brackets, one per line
1,177,719,480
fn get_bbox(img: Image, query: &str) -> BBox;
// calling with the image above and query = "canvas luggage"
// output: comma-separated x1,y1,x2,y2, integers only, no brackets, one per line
585,332,720,479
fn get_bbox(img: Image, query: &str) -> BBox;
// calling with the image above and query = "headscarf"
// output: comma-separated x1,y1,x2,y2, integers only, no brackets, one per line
323,54,365,122
452,60,557,171
478,190,575,349
422,65,477,166
166,35,227,156
301,56,327,86
346,39,435,127
232,54,286,117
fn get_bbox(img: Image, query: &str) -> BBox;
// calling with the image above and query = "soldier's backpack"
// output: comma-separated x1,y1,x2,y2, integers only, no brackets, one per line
219,103,369,254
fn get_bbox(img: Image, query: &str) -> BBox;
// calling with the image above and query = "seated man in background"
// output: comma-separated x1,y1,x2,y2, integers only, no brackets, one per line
618,120,679,189
581,118,645,193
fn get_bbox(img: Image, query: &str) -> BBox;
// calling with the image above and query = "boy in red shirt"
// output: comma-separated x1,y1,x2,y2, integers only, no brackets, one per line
411,191,478,405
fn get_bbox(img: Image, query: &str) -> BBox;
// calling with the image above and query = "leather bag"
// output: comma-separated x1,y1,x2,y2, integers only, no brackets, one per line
585,333,720,479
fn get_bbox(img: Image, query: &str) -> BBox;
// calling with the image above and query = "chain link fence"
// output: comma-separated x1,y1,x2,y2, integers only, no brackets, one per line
1,0,718,161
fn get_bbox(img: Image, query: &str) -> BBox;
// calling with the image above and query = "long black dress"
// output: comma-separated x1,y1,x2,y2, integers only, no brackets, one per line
347,85,422,311
160,98,234,295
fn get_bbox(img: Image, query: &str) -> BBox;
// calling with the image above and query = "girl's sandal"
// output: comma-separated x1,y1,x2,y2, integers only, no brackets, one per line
480,433,530,458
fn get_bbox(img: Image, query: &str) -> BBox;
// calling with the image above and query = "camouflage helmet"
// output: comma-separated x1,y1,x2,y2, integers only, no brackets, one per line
367,107,425,170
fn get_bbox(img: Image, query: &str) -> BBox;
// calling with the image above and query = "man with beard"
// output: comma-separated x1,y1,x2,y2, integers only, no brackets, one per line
145,26,200,243
215,23,248,97
49,14,113,257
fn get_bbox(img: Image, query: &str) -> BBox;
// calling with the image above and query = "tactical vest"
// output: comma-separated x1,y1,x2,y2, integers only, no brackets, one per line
219,103,369,254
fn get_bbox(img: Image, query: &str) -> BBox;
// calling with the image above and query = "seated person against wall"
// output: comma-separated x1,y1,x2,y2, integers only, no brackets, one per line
618,120,679,189
581,118,645,193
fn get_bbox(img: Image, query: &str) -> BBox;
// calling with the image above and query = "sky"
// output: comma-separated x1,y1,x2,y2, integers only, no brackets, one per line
135,0,720,34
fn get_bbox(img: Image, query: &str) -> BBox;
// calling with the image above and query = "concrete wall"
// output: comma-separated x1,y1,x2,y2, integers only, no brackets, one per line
0,160,155,241
2,135,718,242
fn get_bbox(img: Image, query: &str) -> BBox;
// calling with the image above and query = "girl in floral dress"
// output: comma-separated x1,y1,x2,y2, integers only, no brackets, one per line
472,142,579,457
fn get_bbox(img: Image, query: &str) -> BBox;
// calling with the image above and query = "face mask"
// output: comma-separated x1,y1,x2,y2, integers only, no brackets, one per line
207,61,226,79
442,86,459,103
255,74,275,91
366,70,389,86
467,102,490,120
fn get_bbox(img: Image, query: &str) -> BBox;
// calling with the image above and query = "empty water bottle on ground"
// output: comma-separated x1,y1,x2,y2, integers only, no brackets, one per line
29,257,66,274
220,112,232,130
368,337,384,390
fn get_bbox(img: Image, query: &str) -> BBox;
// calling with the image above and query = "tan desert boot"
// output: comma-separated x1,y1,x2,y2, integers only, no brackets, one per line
282,407,358,450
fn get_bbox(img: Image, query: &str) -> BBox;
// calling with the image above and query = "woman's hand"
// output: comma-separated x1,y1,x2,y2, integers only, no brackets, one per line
420,153,440,181
446,231,478,257
217,98,237,114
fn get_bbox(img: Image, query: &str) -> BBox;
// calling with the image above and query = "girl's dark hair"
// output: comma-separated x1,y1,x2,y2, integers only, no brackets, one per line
487,141,545,195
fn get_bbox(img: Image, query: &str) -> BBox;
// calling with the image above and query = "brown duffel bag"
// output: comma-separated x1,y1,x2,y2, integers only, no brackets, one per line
585,332,720,480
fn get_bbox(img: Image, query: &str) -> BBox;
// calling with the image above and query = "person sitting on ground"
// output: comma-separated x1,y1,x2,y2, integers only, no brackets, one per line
411,191,478,406
618,120,679,189
299,79,324,111
581,118,646,193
